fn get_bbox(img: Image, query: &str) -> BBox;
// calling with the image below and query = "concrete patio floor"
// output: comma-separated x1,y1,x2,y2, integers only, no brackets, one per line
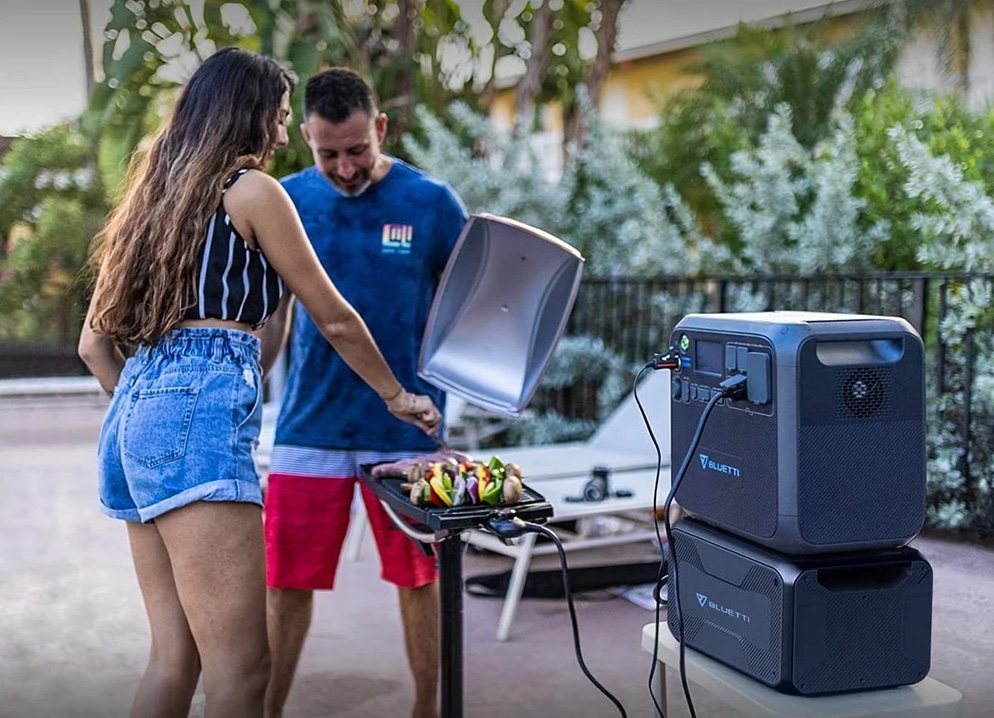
2,396,993,718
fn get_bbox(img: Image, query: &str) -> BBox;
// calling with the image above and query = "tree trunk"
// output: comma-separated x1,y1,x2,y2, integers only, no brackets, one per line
513,0,556,134
563,0,627,152
78,0,96,100
387,0,419,148
478,0,513,113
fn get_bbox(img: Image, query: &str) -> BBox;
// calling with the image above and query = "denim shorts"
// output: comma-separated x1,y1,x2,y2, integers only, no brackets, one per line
98,327,264,523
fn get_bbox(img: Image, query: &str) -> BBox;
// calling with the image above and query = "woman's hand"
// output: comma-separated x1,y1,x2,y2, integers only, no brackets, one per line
78,302,126,397
386,390,443,436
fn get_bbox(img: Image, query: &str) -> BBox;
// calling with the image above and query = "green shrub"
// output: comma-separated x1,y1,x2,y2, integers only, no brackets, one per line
0,126,105,343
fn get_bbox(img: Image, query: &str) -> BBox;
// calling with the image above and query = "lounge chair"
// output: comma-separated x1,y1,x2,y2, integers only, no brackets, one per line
463,366,673,640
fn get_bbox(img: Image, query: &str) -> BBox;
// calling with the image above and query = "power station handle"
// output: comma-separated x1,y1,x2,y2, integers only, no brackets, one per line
816,564,914,591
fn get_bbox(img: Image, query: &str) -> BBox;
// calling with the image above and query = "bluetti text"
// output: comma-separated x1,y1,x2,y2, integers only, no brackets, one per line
698,454,741,477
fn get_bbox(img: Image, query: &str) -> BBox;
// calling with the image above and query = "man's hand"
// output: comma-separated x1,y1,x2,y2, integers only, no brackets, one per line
386,390,443,436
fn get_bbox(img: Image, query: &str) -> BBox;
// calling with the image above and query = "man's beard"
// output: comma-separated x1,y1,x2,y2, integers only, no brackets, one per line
329,173,371,197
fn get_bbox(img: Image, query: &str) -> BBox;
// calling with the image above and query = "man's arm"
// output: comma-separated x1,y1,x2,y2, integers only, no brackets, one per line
257,292,293,381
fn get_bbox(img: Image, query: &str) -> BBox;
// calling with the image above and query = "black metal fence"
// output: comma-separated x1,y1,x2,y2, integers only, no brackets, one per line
0,342,88,378
558,272,994,535
567,273,969,366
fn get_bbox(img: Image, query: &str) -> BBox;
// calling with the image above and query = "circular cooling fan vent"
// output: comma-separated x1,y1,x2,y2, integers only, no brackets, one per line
837,367,887,419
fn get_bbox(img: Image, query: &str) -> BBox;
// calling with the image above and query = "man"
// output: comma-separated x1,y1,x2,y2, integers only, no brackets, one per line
263,68,468,718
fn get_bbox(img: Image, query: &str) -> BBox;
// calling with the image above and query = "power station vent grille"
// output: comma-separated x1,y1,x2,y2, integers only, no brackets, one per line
836,367,891,419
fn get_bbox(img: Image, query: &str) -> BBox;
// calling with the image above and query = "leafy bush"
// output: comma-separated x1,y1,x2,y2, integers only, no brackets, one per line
0,126,105,343
629,13,902,250
403,102,726,277
703,105,888,275
493,335,631,446
886,124,994,529
851,80,994,270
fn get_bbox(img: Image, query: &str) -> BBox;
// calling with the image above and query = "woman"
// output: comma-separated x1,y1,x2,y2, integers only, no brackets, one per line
78,48,441,718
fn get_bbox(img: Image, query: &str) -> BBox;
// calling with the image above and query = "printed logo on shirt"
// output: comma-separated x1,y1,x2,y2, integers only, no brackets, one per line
381,224,414,255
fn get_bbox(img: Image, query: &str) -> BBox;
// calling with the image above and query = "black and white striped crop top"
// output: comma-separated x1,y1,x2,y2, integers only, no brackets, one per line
184,169,284,328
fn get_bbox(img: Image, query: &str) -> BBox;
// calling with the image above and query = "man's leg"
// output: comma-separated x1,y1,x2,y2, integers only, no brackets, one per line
264,588,314,718
263,472,355,718
360,485,440,718
398,582,440,718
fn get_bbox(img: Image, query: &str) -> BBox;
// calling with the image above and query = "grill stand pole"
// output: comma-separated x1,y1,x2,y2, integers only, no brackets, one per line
370,487,549,718
437,534,464,718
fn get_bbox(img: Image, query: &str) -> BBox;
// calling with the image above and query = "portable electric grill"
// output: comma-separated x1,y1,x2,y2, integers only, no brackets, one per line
358,464,553,718
362,213,582,717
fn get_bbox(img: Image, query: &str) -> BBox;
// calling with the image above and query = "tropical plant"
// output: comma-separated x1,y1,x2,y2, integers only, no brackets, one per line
85,0,364,191
702,104,889,275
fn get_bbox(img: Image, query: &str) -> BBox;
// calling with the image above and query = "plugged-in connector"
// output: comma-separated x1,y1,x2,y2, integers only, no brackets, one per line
650,347,681,371
719,373,748,400
484,514,529,539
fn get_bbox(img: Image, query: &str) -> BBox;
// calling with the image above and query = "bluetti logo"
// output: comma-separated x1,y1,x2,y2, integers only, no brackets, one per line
698,453,741,477
695,593,751,624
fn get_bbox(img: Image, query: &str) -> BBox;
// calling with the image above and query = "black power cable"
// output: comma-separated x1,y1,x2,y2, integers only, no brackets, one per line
629,363,671,717
484,356,748,718
633,358,747,718
483,514,628,718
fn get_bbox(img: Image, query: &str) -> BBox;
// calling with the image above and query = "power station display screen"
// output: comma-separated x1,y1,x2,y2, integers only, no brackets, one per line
696,339,724,375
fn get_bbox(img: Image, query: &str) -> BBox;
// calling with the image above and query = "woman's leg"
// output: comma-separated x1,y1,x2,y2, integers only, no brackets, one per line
154,501,270,718
127,522,202,718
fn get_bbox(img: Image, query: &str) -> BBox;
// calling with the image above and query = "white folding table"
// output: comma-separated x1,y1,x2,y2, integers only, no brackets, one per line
640,624,963,718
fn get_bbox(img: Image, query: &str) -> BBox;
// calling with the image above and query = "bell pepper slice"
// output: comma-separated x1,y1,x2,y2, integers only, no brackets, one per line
429,475,453,506
482,475,503,506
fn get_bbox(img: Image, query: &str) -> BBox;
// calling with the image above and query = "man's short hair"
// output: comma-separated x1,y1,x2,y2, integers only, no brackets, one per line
303,68,377,123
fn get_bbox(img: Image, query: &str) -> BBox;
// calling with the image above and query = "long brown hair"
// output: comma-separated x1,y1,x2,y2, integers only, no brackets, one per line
89,48,294,345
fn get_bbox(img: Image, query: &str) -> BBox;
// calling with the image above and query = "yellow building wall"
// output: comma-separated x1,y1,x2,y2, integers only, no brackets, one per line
488,46,701,133
600,47,700,127
489,93,514,132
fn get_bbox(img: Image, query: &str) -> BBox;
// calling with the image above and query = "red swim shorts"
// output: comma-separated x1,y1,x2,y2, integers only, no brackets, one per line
264,471,438,591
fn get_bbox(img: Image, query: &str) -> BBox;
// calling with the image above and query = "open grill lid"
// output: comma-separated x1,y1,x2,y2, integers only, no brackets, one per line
418,213,585,417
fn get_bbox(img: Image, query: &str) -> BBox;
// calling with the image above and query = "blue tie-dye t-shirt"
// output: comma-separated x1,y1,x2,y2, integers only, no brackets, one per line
274,159,468,451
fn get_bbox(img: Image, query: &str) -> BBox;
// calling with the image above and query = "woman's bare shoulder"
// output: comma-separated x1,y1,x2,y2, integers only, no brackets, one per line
223,169,291,218
226,168,283,201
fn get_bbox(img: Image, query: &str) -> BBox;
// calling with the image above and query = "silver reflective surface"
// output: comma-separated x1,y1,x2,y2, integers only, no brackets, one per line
418,213,585,416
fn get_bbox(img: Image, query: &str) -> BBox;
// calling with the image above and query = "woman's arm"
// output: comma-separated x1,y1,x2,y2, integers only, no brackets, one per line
226,170,440,433
77,300,126,397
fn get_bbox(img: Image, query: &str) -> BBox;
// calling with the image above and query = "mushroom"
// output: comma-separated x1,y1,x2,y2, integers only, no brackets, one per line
502,463,524,503
400,477,429,504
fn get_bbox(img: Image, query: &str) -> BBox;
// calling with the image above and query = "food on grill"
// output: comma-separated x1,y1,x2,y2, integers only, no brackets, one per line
370,450,472,479
395,456,523,507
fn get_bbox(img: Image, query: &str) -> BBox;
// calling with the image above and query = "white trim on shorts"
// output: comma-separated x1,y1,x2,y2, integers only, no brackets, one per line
268,445,423,478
